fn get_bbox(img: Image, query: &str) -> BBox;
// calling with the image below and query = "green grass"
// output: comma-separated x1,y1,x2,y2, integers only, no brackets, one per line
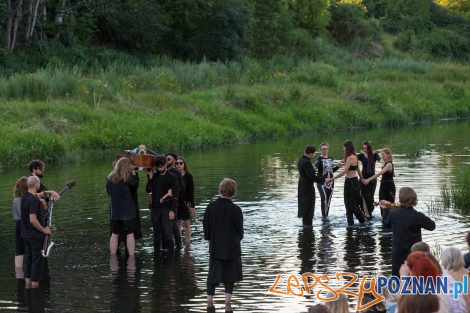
0,55,469,167
441,165,470,212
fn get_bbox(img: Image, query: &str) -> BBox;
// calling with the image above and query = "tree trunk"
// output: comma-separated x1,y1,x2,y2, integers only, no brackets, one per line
5,0,13,50
10,0,24,51
28,0,42,39
25,0,33,43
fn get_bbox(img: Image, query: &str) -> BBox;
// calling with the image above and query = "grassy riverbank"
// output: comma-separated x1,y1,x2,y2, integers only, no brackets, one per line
0,53,469,167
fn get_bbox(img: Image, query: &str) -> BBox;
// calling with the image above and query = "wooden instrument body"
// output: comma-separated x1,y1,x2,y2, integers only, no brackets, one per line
117,154,156,168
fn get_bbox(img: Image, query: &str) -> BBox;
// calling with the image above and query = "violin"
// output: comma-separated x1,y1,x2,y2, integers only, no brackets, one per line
375,200,399,209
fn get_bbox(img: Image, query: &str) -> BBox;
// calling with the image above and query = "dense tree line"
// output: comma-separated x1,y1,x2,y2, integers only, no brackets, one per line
0,0,469,65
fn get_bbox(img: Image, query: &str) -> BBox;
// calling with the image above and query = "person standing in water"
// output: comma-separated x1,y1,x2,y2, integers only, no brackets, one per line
357,140,381,219
364,148,395,223
298,145,326,226
313,143,339,219
204,178,243,310
329,140,366,227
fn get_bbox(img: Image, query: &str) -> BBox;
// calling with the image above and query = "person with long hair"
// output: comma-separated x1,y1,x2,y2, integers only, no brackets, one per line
330,140,366,227
398,294,440,313
106,157,138,256
324,292,349,313
313,143,339,219
357,141,381,219
204,178,243,309
384,187,435,277
12,176,28,277
363,148,395,223
176,156,195,246
440,247,470,312
400,251,448,313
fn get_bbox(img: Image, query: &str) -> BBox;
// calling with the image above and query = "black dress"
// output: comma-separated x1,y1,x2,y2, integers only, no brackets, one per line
178,173,195,220
379,161,395,222
297,155,325,225
358,152,381,214
203,197,243,283
384,206,435,276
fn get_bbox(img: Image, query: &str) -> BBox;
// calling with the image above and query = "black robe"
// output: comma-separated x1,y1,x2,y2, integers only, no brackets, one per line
384,206,436,276
297,155,325,218
203,197,243,283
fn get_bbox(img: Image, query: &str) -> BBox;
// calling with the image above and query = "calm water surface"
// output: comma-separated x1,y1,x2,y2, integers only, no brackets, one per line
0,121,469,312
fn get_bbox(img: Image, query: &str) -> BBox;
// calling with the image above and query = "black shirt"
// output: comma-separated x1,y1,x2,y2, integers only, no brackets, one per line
146,170,179,211
21,192,46,240
204,197,243,260
106,175,138,220
358,152,381,179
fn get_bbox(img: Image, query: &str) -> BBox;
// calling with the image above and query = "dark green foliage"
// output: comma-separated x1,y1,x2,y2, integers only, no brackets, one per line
328,2,380,46
420,28,470,60
289,0,330,36
193,0,251,61
381,0,433,33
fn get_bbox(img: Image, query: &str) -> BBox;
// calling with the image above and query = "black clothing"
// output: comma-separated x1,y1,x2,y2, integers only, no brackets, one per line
384,206,435,276
129,172,142,240
207,281,234,295
464,253,470,268
178,172,195,220
358,152,381,179
21,192,46,241
106,176,138,220
314,156,338,217
204,198,243,285
147,170,179,252
348,164,358,171
24,238,44,281
111,218,136,235
344,177,365,226
146,171,179,212
15,221,25,256
297,155,325,225
379,162,395,222
359,152,381,215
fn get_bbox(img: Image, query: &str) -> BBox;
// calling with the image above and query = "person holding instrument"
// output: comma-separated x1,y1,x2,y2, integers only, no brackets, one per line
175,157,196,246
363,148,395,223
328,140,366,227
28,160,60,204
21,176,51,289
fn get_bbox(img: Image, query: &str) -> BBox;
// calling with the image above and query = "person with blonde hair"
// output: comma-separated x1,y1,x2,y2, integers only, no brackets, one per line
203,178,243,309
107,157,138,256
363,148,395,223
384,187,435,276
440,247,470,312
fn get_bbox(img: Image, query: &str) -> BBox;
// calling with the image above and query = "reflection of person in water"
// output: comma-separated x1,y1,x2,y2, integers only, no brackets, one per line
151,255,179,311
298,227,316,275
109,255,141,313
343,228,375,273
317,222,335,274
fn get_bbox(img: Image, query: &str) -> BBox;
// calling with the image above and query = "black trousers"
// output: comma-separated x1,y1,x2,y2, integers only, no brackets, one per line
207,282,234,295
24,238,44,282
317,184,333,217
344,178,365,226
302,208,314,226
360,179,377,215
151,209,174,253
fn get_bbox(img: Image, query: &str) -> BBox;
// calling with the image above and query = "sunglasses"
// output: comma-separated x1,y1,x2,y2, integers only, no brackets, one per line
176,161,184,165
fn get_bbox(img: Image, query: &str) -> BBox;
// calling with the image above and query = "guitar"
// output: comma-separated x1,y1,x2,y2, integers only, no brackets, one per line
41,181,76,258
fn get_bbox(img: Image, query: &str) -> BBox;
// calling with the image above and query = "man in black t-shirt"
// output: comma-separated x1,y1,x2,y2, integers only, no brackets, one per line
21,176,51,289
147,156,179,253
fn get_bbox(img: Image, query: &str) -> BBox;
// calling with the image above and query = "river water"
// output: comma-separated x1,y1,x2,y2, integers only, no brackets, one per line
0,121,469,312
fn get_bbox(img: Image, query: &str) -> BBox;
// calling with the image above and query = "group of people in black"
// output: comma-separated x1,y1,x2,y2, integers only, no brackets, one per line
106,153,196,255
106,153,243,309
297,140,396,227
12,160,61,289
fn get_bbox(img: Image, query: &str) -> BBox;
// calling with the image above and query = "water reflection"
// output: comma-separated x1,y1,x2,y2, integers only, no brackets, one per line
0,121,469,312
110,255,141,313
